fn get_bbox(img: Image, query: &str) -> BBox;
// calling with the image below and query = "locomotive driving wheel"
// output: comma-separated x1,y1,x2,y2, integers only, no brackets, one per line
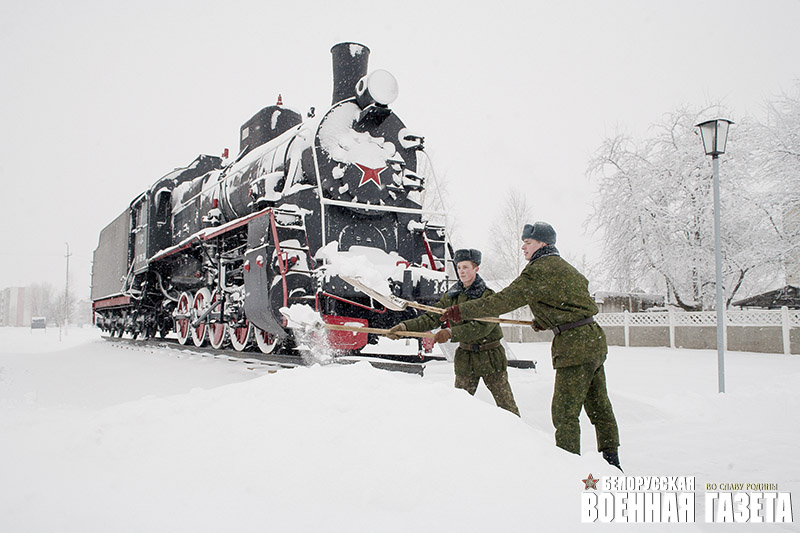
228,321,252,352
190,288,211,347
208,292,227,349
175,291,192,345
254,325,279,354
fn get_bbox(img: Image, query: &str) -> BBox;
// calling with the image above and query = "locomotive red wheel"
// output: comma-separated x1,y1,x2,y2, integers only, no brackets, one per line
254,325,279,354
191,288,210,347
228,321,252,352
208,292,227,349
175,292,192,345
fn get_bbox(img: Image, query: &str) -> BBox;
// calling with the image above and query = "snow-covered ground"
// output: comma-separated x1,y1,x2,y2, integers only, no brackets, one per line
1,326,797,532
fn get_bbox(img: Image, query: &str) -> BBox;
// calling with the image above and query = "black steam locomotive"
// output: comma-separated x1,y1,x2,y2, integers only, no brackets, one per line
91,43,452,354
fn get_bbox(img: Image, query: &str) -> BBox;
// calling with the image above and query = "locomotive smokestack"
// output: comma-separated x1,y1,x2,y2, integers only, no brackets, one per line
330,42,370,105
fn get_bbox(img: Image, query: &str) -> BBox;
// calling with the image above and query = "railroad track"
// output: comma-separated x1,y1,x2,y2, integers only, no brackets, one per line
101,335,429,375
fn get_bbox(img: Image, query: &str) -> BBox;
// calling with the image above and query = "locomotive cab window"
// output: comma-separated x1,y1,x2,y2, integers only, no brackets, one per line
155,190,171,225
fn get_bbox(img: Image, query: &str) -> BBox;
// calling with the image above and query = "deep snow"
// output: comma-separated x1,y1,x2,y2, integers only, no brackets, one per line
1,327,798,532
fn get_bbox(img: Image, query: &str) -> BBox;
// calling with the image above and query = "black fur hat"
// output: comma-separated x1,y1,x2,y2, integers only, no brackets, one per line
522,222,556,244
453,248,481,265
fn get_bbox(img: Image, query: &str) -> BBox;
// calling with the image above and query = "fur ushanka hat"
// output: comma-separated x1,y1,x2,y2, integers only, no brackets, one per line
521,222,556,244
453,248,482,265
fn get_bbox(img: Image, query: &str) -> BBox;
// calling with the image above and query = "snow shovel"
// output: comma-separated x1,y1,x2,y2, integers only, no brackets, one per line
323,323,436,339
339,275,534,326
278,306,435,339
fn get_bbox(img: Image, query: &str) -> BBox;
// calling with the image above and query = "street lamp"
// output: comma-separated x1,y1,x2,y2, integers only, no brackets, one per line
696,118,733,393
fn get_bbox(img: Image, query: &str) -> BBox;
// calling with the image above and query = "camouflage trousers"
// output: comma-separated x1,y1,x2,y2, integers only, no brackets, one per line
551,360,619,454
455,370,520,416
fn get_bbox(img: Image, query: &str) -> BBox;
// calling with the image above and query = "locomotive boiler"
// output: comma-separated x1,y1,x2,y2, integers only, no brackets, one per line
91,42,452,355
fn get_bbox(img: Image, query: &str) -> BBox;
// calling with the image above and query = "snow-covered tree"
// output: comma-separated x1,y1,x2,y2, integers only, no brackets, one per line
754,86,800,285
587,103,797,311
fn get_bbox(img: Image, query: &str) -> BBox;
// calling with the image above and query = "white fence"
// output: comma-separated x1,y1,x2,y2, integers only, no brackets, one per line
594,307,800,355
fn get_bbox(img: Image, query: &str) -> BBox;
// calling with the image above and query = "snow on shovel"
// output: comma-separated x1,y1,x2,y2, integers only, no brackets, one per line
339,274,535,326
279,304,435,339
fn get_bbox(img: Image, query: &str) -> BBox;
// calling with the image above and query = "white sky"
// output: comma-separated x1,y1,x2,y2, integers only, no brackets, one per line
2,0,799,297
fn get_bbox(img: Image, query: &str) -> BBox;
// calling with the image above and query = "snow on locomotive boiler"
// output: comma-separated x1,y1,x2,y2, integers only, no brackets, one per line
91,43,452,354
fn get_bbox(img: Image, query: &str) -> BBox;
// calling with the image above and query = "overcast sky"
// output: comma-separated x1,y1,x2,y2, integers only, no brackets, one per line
2,0,799,297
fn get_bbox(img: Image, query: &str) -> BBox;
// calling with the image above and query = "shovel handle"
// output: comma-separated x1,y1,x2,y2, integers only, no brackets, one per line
405,301,533,326
340,275,533,327
324,323,436,339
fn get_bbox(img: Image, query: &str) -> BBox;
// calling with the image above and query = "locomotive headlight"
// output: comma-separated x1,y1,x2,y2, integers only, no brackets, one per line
356,69,398,107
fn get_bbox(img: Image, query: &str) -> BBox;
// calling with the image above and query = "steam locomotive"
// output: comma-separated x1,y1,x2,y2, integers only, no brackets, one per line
91,42,452,355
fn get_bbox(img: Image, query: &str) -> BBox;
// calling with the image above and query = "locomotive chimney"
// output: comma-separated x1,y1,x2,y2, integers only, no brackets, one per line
330,42,370,105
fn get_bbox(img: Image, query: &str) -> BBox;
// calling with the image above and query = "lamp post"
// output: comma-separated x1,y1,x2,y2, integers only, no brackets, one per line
696,118,733,393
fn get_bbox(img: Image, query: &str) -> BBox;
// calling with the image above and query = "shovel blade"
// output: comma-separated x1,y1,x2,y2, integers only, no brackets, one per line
339,275,409,312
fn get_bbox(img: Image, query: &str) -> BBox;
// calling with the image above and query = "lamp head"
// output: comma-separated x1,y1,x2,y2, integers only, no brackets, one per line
696,118,733,156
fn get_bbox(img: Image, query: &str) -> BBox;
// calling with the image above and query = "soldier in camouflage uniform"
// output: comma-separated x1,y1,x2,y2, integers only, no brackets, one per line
440,223,621,470
387,249,520,416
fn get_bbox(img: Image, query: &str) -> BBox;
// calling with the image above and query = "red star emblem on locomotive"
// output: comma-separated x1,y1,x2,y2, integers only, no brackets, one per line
355,163,386,188
583,473,599,490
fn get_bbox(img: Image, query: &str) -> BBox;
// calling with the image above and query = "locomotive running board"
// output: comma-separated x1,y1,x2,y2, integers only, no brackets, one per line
339,275,535,326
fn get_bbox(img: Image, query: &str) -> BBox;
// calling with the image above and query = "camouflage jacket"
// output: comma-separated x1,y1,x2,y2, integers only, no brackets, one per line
401,276,507,377
456,250,607,369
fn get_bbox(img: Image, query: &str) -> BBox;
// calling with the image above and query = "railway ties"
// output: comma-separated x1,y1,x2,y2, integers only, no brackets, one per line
101,336,426,375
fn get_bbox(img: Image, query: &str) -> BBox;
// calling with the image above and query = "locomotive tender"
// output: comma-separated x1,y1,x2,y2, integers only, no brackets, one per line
91,42,452,354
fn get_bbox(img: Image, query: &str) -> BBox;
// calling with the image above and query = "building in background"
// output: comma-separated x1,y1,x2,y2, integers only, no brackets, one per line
0,287,33,327
732,204,799,309
732,285,800,309
592,291,666,313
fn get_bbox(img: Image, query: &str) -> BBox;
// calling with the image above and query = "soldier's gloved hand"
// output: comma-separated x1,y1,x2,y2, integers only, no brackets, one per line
532,320,545,332
440,305,462,324
385,323,407,340
433,328,451,344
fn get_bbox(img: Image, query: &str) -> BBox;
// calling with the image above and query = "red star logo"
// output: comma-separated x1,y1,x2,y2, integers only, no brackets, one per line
355,164,386,188
582,473,599,490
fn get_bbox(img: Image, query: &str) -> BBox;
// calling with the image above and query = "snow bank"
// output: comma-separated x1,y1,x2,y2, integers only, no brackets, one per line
0,335,606,532
3,328,799,531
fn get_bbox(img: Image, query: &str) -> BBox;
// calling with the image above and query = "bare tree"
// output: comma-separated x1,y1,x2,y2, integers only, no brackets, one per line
28,283,55,319
482,187,532,281
419,153,461,248
481,188,534,340
51,291,77,327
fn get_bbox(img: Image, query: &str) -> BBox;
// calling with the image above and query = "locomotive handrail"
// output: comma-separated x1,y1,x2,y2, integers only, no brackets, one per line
421,230,444,272
150,207,274,263
320,198,447,217
320,291,388,314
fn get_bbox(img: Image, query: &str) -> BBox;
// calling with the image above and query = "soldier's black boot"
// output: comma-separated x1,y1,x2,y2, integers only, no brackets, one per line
602,449,623,472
